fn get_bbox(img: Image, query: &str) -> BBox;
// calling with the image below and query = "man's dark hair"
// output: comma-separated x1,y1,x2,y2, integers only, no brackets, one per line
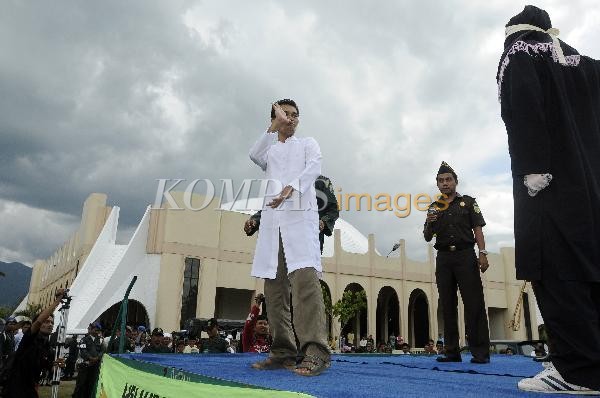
256,314,268,322
270,99,299,119
206,318,219,330
32,313,54,324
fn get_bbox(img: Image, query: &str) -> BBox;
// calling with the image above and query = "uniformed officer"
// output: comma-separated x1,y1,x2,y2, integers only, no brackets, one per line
142,328,171,353
244,175,340,254
73,322,103,398
201,318,228,353
424,162,490,364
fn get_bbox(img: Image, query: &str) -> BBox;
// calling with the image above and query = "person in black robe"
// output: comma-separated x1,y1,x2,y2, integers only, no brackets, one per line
498,5,600,394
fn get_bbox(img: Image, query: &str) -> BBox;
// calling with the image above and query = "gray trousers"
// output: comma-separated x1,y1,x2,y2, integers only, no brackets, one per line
264,237,330,361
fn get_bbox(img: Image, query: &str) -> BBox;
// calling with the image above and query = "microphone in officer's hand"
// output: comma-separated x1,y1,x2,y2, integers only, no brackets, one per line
386,243,401,257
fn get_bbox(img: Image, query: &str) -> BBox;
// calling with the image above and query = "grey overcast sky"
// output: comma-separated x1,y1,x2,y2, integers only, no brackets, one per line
1,1,599,266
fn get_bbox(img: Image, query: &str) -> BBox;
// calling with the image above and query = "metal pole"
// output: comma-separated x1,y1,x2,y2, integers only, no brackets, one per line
106,276,137,354
108,305,124,347
51,293,72,398
93,276,138,398
119,276,137,353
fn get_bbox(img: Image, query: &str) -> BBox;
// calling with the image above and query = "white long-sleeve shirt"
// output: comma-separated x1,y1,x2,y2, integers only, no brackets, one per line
249,132,322,279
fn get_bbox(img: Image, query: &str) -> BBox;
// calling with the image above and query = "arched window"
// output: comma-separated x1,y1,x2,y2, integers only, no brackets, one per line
408,289,430,348
180,258,200,329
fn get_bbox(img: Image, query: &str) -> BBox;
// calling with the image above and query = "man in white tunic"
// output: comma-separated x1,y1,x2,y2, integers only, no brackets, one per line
249,99,330,376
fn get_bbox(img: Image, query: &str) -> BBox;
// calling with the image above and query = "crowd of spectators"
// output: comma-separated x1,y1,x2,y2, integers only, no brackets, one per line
0,289,269,397
334,334,447,356
100,320,237,356
0,289,463,397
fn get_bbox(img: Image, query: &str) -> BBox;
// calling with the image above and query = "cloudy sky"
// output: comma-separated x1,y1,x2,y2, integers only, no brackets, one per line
1,1,599,266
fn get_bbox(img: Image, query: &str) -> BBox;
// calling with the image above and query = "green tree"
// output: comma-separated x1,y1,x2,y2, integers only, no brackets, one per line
14,302,43,320
0,306,13,319
332,290,367,332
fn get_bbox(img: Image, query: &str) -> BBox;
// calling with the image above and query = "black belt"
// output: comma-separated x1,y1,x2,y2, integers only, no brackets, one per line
436,243,474,252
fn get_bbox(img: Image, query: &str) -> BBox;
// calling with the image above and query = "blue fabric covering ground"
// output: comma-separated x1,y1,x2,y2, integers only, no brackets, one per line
116,353,551,397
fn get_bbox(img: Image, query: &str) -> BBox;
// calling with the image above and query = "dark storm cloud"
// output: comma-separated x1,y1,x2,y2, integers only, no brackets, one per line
1,1,597,264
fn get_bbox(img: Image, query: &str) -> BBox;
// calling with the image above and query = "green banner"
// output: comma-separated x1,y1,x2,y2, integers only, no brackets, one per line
96,354,314,398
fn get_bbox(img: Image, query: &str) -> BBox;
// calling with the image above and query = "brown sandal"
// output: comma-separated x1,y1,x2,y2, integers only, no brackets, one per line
293,355,330,377
251,357,296,371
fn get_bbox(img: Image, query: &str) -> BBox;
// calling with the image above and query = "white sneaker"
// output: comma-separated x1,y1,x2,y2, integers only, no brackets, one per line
518,364,600,395
542,360,553,369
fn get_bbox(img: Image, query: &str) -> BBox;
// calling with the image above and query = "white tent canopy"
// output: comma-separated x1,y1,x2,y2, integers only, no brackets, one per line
54,206,161,334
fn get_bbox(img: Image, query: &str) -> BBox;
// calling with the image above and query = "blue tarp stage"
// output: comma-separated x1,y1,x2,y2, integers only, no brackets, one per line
115,353,552,397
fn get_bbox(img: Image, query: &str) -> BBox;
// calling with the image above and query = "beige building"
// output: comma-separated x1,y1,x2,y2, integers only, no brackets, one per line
27,193,112,308
26,192,538,347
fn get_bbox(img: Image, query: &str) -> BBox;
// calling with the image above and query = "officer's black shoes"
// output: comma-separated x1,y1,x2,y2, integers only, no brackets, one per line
470,357,490,364
436,355,462,362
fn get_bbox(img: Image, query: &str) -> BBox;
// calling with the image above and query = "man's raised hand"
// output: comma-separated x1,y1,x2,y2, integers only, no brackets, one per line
54,288,67,302
272,103,290,122
270,103,291,132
